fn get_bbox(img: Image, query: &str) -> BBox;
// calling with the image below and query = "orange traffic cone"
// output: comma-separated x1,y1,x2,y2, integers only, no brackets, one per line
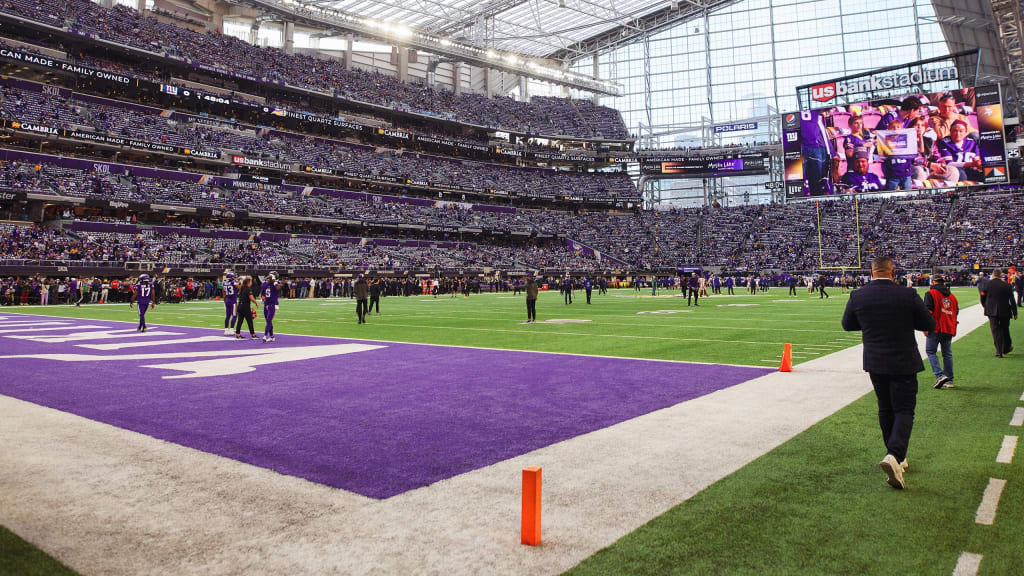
780,343,793,372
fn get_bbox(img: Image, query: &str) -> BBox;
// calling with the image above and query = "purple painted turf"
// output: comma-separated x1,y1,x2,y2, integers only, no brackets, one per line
0,313,772,498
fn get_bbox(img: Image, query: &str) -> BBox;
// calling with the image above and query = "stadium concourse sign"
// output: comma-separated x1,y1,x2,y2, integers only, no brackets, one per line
796,49,979,110
809,68,958,103
640,152,770,177
1,119,221,159
713,122,758,134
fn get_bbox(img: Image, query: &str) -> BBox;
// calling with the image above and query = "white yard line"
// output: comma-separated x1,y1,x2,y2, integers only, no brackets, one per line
996,436,1018,464
0,305,989,576
952,552,983,576
1011,407,1024,427
975,478,1007,526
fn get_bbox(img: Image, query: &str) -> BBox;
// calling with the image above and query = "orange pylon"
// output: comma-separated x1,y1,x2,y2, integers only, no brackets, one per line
521,467,542,546
780,343,793,372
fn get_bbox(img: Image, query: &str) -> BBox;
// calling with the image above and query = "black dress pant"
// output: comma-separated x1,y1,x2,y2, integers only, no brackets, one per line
989,316,1012,354
870,373,918,462
586,289,592,304
235,309,254,335
687,288,699,306
526,299,536,321
370,296,380,313
356,298,368,323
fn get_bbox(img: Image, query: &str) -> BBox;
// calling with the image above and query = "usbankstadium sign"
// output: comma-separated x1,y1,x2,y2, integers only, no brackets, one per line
811,67,958,102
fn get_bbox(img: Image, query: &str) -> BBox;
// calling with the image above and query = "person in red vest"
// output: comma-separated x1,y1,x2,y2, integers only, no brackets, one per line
924,274,959,389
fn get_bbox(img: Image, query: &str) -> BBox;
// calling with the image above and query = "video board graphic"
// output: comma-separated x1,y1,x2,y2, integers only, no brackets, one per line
784,86,1008,198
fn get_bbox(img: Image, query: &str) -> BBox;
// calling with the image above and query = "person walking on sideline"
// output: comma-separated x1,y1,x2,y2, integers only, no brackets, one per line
817,276,830,299
525,276,538,323
355,275,369,324
842,256,935,489
981,269,1018,357
924,275,958,388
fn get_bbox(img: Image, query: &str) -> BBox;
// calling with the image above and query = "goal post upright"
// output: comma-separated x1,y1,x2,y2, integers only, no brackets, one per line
816,196,864,272
816,200,823,271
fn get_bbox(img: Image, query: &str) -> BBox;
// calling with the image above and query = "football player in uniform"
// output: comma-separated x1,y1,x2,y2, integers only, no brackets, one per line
260,271,284,343
222,270,239,336
129,274,155,332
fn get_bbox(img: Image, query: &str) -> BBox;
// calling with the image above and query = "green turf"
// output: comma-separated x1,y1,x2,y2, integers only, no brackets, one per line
0,526,78,576
2,285,1016,575
565,315,1024,576
0,287,969,368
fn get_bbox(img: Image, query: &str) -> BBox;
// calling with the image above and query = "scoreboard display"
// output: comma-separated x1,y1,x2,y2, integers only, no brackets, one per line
641,152,770,177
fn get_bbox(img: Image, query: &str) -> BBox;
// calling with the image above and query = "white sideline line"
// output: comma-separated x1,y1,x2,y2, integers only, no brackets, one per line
975,478,1006,525
996,436,1018,464
953,552,983,576
1011,407,1024,427
1020,388,1024,402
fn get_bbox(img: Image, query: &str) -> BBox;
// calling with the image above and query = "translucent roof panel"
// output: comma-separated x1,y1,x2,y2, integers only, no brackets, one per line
307,0,720,58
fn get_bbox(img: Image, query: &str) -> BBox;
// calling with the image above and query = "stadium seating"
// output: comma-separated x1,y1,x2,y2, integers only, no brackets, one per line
0,1,629,140
0,82,639,202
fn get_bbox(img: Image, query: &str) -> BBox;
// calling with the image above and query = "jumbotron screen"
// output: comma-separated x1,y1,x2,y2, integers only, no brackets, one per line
783,85,1008,198
640,152,769,178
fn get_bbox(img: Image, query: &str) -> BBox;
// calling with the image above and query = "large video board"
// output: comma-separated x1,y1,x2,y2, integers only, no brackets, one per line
784,86,1008,198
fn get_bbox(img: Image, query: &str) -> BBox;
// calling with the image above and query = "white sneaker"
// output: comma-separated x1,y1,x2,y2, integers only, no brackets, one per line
224,328,233,336
880,454,905,489
267,337,275,343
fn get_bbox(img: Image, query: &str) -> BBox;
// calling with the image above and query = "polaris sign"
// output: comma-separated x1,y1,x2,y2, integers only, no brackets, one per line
713,122,758,134
811,67,958,102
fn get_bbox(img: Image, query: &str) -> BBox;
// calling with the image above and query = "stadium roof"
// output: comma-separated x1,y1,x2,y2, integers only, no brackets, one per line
930,0,1022,114
300,0,737,59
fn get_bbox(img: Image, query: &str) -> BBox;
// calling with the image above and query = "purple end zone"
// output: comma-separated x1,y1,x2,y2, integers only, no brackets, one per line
0,314,772,498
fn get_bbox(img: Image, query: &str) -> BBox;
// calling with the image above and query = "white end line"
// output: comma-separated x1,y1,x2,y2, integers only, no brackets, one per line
975,478,1007,525
953,552,983,576
996,436,1018,464
1011,407,1024,427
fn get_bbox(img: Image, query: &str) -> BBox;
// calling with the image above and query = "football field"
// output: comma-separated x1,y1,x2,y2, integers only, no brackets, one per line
0,287,863,366
1,287,1022,575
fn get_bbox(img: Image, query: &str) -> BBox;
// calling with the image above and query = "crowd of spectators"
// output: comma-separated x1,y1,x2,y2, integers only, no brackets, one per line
0,0,628,139
0,83,638,201
2,184,1022,271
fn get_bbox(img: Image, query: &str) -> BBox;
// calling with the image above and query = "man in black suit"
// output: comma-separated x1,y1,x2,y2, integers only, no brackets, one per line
981,269,1017,357
1013,271,1023,307
842,256,935,490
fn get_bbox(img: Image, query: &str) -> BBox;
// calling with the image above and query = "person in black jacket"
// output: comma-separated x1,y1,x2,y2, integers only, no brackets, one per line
354,275,369,324
369,278,382,315
234,277,259,339
842,256,935,490
981,269,1018,357
1015,272,1024,306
